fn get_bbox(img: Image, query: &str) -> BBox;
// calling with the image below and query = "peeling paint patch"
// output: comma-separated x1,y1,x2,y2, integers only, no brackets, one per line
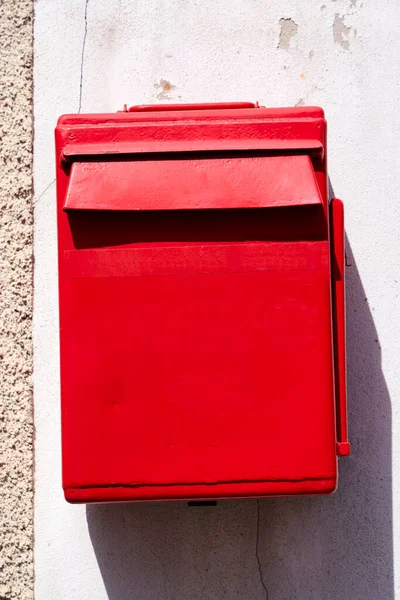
321,5,327,10
309,50,314,59
278,18,298,50
296,98,305,106
300,72,306,80
333,13,352,50
154,78,176,100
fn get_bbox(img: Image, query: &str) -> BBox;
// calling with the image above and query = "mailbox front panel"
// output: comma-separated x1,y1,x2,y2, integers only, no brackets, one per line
56,105,347,503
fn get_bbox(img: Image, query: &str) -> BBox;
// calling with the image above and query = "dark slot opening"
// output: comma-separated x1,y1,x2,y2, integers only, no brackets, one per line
68,205,328,250
63,148,323,167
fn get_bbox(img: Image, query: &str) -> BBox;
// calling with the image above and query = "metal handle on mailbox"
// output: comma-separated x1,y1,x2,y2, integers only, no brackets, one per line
127,102,259,112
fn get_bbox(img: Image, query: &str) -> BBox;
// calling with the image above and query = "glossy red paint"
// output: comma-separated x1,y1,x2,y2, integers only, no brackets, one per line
55,103,349,504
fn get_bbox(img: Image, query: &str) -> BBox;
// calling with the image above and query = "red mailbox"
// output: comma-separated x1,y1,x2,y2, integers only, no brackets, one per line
55,102,350,503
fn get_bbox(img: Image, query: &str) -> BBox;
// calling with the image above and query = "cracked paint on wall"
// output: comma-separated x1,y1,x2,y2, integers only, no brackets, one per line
255,501,269,599
78,0,90,112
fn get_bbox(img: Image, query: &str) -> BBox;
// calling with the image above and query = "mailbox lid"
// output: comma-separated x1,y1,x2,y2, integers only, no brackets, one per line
56,104,326,173
63,154,322,211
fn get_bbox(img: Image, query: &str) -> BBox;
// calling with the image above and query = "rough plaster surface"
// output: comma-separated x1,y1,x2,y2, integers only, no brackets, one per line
34,1,400,599
0,1,34,598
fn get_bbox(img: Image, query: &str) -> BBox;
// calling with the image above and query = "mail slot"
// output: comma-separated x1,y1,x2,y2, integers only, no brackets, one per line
55,102,350,503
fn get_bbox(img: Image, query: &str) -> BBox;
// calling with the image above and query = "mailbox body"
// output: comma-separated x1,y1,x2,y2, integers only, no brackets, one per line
55,103,349,503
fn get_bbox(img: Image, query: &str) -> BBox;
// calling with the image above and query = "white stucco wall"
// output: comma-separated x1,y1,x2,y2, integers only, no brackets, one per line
34,1,400,598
